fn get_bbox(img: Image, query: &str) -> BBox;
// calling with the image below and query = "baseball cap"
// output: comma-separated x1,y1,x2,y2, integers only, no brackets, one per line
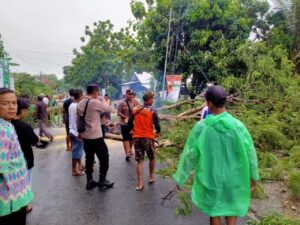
126,89,134,95
86,83,99,93
204,85,227,107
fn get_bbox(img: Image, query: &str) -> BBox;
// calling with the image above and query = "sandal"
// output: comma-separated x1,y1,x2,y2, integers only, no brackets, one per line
148,180,155,184
72,171,85,176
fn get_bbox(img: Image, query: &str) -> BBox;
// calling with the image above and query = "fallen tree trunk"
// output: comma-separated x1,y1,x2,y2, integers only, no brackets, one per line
105,133,123,141
157,99,202,111
177,102,206,117
159,114,201,121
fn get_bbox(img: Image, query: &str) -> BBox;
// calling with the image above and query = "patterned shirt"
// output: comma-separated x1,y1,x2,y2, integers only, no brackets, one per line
0,119,34,216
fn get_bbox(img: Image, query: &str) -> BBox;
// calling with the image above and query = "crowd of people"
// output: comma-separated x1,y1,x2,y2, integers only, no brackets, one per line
0,84,259,225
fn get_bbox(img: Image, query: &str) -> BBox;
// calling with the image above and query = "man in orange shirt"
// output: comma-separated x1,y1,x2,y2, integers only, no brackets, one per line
128,92,160,191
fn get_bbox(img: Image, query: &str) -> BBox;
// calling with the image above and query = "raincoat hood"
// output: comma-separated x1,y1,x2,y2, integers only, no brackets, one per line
204,112,232,133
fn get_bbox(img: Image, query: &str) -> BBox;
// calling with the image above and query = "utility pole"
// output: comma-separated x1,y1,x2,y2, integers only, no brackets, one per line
162,8,172,99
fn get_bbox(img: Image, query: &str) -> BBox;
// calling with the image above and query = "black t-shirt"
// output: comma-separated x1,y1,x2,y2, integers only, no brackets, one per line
63,98,73,122
11,120,39,169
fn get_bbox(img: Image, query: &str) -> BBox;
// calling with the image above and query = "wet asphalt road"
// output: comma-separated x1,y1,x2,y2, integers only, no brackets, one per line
27,128,248,225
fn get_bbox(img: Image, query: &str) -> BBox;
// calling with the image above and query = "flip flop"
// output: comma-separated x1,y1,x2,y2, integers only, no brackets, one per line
72,172,85,176
136,186,144,191
148,180,155,184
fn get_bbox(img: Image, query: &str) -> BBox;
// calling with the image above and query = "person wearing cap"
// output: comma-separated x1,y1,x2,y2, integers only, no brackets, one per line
117,89,134,161
173,86,259,225
0,88,34,225
77,84,114,190
12,98,40,213
132,92,141,107
128,92,160,191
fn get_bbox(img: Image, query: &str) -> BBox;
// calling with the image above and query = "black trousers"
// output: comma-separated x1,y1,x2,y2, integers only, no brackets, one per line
83,138,109,181
0,206,27,225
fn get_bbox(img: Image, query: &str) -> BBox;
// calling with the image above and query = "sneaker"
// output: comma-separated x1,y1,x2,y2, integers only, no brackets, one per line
86,179,98,190
98,179,114,190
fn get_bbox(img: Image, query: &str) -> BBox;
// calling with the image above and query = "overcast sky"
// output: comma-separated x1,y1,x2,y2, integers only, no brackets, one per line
0,0,133,79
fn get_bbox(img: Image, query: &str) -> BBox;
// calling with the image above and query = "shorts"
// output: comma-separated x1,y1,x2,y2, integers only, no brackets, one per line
120,125,132,141
70,133,84,159
134,138,155,161
65,120,70,135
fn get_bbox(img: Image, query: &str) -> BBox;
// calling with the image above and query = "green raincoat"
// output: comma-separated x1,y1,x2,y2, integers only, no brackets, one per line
173,112,259,217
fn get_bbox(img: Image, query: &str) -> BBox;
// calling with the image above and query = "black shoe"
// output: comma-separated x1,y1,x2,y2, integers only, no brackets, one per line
125,155,130,161
86,179,98,190
98,179,114,190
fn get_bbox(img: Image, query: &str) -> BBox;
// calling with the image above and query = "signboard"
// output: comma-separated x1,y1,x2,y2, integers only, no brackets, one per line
166,75,182,102
0,59,10,88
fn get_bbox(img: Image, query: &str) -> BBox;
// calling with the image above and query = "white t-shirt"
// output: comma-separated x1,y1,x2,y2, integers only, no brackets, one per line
43,97,49,105
68,102,78,137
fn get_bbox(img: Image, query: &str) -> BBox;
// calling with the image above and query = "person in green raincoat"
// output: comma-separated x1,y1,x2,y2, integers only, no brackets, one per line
173,86,259,225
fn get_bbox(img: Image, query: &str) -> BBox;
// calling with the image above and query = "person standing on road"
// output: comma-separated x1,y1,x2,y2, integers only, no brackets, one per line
68,89,85,176
173,86,259,225
0,88,34,225
12,99,40,213
35,95,53,142
63,89,75,151
77,84,114,190
128,92,160,191
117,89,134,161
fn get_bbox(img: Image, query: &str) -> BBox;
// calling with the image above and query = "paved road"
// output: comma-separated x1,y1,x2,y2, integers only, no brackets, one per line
27,128,248,225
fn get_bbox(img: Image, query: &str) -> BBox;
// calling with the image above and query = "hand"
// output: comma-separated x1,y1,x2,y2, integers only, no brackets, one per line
250,179,257,191
78,133,83,142
154,133,159,138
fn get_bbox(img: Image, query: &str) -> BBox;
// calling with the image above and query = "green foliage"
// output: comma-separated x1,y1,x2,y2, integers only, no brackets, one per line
259,152,279,169
129,0,271,95
12,73,55,97
251,184,267,199
288,171,300,199
175,192,192,216
0,36,7,58
165,120,195,146
247,213,300,225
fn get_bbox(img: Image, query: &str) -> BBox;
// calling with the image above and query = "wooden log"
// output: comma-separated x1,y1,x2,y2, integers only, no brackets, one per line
157,99,201,111
104,133,123,141
177,102,206,117
159,114,201,121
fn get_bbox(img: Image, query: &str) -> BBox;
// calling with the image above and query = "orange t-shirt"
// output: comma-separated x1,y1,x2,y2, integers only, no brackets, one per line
132,106,156,139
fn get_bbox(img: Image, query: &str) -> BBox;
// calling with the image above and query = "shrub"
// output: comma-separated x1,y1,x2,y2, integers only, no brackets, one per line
288,171,300,199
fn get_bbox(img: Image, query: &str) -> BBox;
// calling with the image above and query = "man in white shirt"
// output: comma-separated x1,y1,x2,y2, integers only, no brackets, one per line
69,89,85,176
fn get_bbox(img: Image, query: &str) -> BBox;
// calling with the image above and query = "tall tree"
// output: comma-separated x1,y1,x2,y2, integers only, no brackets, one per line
130,0,271,97
0,35,7,58
64,20,147,97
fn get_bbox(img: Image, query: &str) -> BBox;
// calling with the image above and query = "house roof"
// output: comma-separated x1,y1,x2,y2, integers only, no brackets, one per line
121,72,153,90
135,72,152,89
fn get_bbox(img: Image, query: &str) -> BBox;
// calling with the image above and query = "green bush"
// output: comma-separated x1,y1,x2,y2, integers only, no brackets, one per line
247,213,300,225
288,171,300,199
